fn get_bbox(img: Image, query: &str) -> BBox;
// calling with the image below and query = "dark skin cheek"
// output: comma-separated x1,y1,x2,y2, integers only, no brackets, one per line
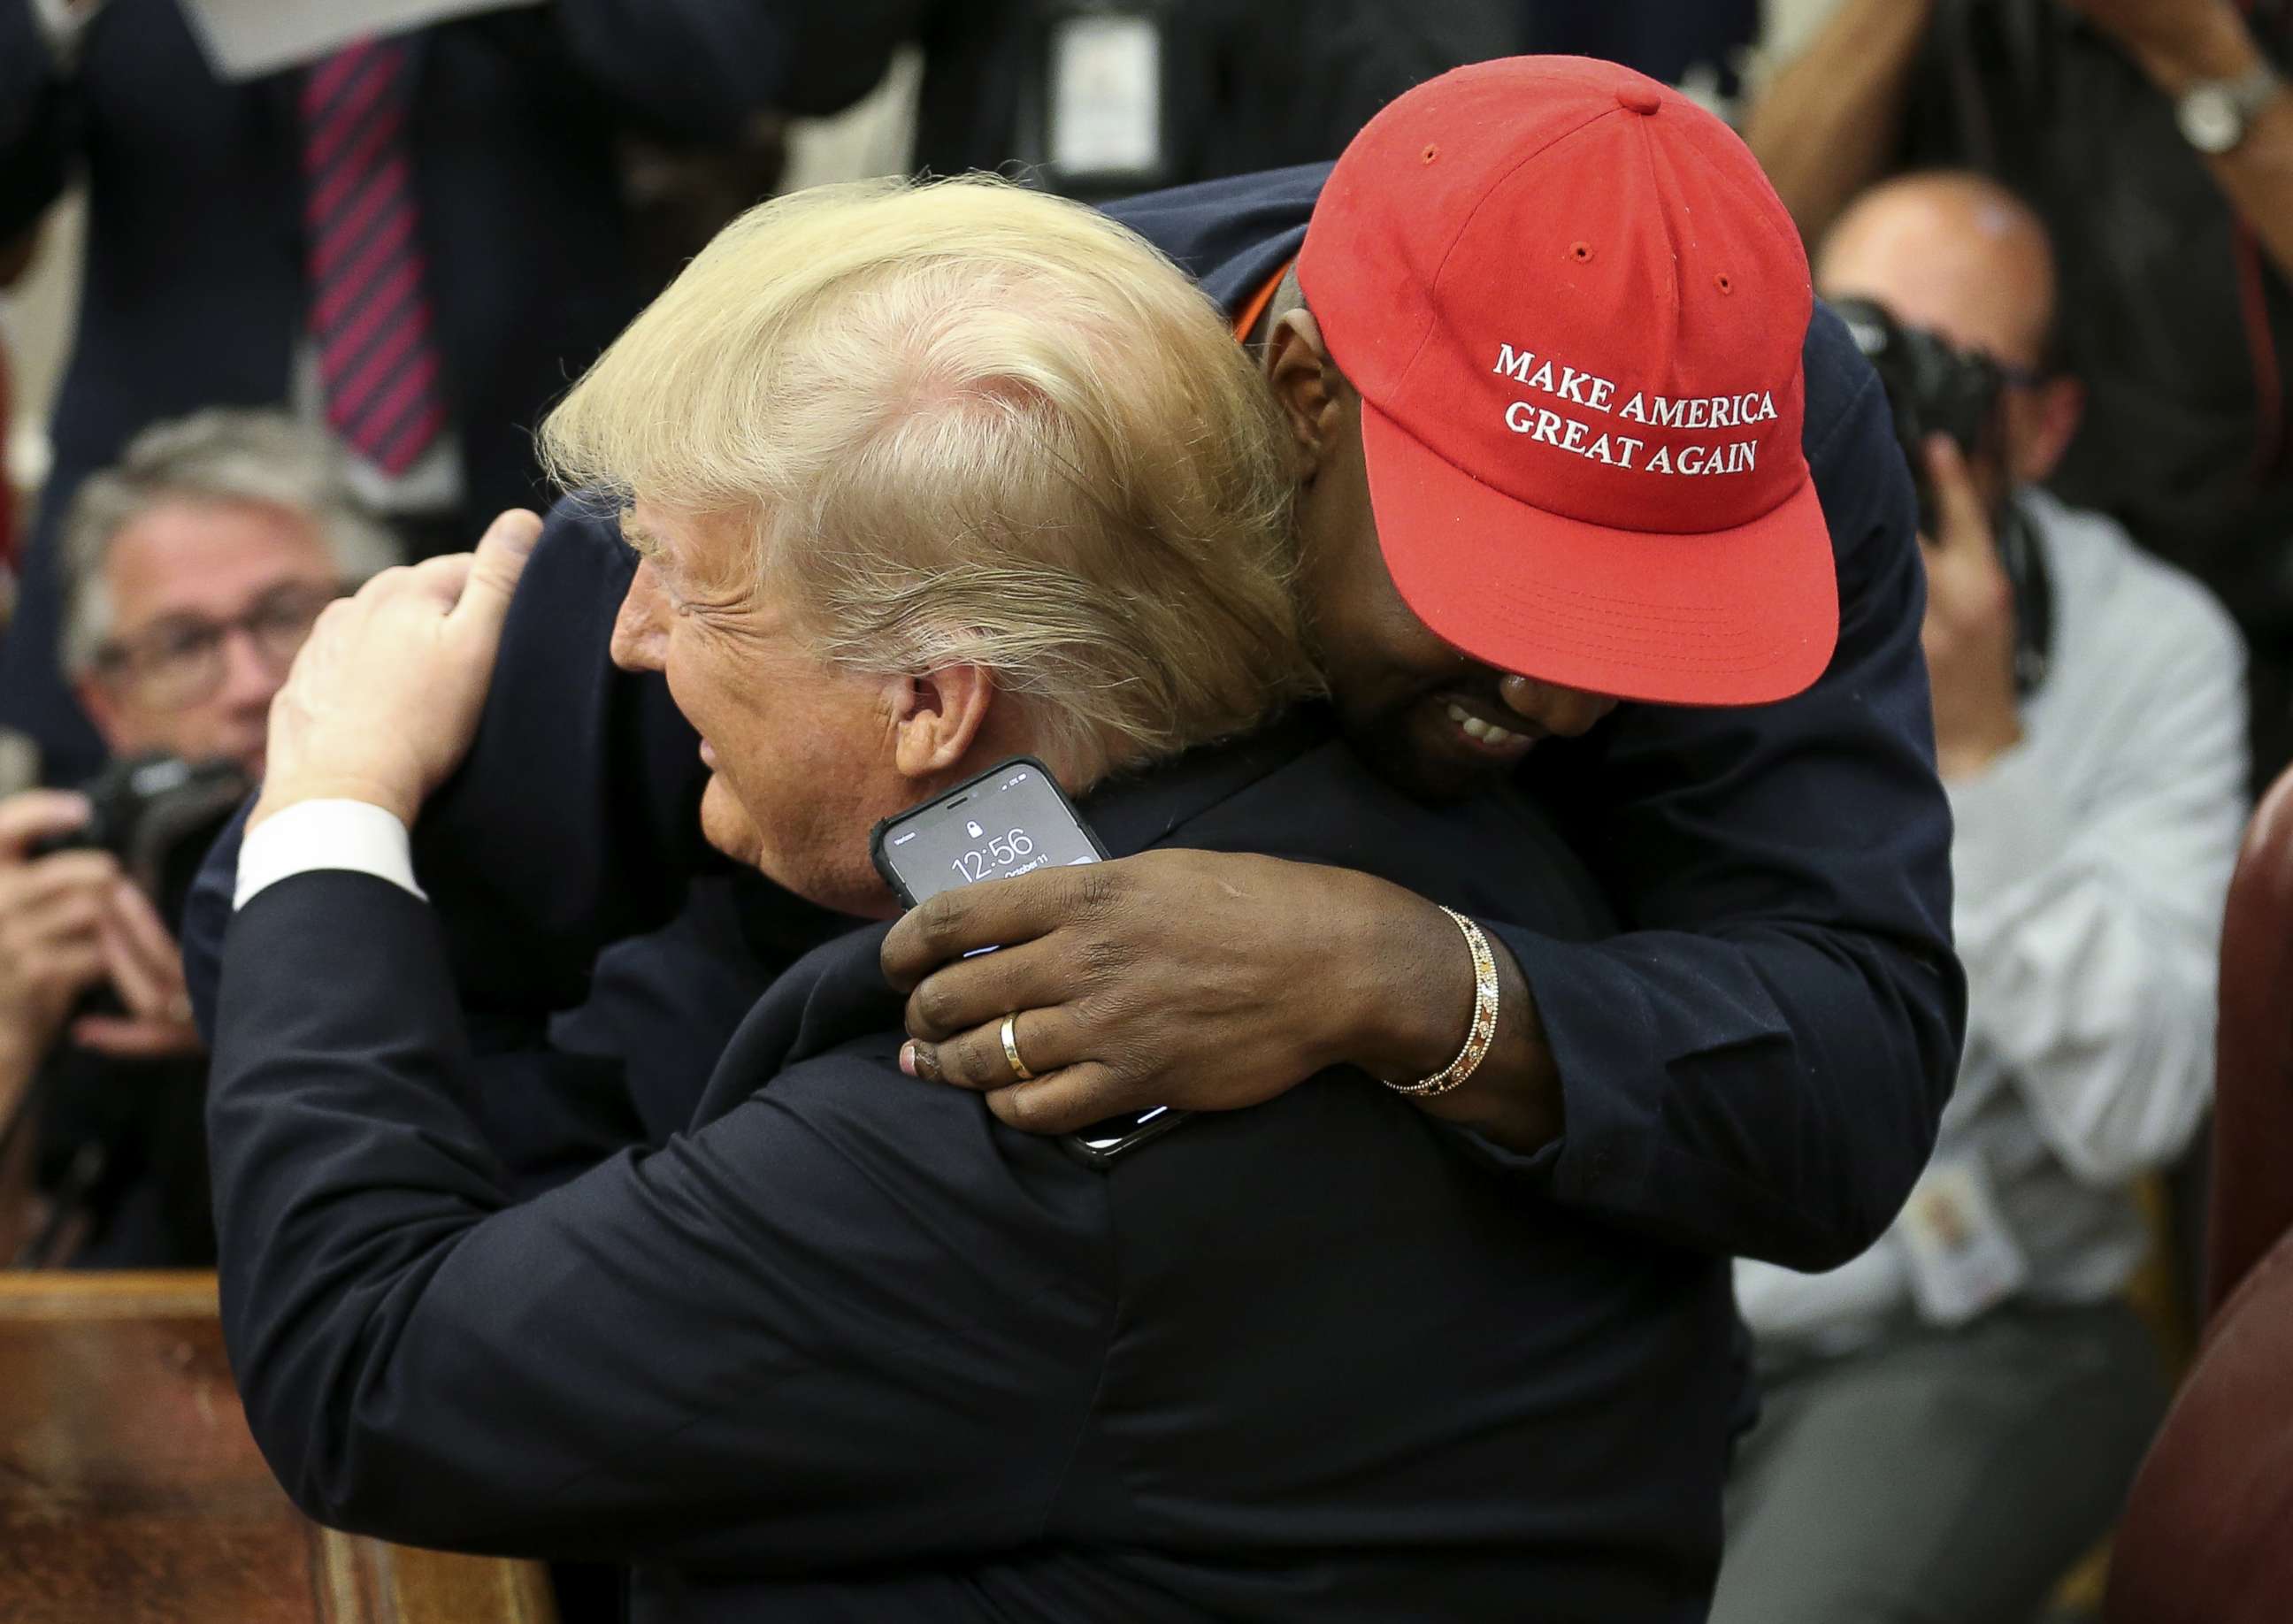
1298,482,1467,711
1292,407,1618,785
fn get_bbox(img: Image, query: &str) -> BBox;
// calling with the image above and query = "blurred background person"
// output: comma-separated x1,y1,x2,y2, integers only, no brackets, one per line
1745,0,2293,776
0,409,391,1268
1517,0,1761,104
0,254,18,578
899,1,1517,202
0,0,902,787
1715,172,2247,1624
0,0,1821,794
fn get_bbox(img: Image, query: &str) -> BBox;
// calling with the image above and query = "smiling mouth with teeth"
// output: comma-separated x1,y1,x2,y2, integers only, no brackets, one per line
1445,701,1531,750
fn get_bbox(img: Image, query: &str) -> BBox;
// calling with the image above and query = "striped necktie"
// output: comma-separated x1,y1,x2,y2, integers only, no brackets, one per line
300,38,447,476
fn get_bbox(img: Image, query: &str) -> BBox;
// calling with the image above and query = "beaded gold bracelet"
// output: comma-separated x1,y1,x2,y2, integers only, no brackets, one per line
1387,908,1500,1099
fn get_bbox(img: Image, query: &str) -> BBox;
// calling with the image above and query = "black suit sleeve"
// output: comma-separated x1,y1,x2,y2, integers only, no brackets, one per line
1499,307,1965,1271
211,870,1102,1563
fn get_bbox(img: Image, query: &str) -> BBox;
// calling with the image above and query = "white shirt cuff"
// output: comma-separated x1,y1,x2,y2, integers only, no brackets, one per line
235,799,426,910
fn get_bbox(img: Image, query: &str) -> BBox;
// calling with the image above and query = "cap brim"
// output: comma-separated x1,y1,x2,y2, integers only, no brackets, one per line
1358,402,1839,708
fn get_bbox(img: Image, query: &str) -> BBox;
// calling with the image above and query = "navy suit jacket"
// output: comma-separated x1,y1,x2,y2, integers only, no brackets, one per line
211,716,1751,1622
187,162,1963,1272
0,0,904,781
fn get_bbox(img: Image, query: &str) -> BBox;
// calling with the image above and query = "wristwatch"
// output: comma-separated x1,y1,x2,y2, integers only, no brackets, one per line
2178,63,2285,157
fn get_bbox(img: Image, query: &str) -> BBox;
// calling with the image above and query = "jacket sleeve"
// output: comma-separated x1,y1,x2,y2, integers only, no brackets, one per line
210,869,1100,1564
0,1,73,243
1494,311,1966,1271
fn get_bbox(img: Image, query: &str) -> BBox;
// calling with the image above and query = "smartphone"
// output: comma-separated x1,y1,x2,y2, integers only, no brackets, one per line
870,755,1107,908
869,756,1188,1167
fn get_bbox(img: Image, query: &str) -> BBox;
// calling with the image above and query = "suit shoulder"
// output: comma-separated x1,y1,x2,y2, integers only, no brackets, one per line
725,1037,1103,1227
1156,741,1616,938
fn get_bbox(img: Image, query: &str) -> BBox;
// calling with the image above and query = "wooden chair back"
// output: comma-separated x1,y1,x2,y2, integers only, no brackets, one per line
0,1272,557,1624
2104,762,2293,1622
2202,761,2293,1315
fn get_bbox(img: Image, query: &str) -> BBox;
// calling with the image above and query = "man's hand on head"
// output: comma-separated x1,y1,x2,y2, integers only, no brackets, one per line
1915,437,2025,782
253,509,544,831
878,848,1558,1147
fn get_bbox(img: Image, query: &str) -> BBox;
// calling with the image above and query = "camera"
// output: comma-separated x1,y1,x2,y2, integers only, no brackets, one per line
31,754,253,928
1832,296,2009,532
1834,295,2053,694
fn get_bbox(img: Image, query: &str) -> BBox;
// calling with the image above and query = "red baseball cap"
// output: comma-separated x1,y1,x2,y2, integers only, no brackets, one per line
1297,57,1837,706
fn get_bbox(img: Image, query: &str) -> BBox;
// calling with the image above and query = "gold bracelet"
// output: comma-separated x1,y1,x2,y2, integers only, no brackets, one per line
1387,908,1499,1099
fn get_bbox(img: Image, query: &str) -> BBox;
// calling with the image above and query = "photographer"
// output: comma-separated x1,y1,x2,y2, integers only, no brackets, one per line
1713,173,2247,1624
1745,0,2293,773
0,410,392,1265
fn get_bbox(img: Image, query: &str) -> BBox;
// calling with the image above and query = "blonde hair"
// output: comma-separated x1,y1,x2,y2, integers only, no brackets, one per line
541,175,1318,772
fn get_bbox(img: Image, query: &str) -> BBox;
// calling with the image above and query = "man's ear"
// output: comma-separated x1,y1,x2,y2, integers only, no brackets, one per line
1264,309,1346,481
2007,375,2085,486
888,663,995,780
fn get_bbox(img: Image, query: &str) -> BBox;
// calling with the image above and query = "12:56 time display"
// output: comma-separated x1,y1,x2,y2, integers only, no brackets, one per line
951,828,1037,884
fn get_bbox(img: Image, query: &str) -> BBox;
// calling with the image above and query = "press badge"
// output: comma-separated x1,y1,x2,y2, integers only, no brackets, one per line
1047,11,1163,181
1897,1156,2029,1326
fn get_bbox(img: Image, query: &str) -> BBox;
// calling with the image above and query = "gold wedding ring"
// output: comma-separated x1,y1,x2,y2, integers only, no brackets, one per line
1001,1013,1035,1082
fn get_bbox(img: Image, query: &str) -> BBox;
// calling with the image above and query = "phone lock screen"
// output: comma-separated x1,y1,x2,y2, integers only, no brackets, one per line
873,758,1104,908
870,757,1188,1165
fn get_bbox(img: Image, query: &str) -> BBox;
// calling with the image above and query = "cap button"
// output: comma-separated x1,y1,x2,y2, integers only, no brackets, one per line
1616,83,1662,116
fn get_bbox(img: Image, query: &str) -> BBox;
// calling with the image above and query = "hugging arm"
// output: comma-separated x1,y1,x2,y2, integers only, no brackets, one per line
183,495,711,1036
1487,344,1960,1268
888,328,1964,1271
180,498,719,1191
211,871,1087,1563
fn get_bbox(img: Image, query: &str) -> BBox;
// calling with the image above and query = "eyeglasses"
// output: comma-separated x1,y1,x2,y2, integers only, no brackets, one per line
93,582,348,710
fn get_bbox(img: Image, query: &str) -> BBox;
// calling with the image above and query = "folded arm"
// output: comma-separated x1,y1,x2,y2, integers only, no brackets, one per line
2057,0,2293,288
